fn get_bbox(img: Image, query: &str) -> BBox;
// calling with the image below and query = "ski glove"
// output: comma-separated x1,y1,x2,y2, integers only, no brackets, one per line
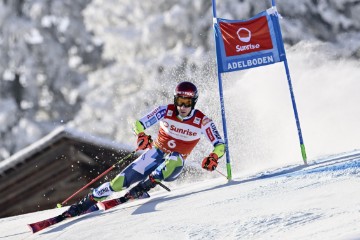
202,153,219,171
136,132,153,151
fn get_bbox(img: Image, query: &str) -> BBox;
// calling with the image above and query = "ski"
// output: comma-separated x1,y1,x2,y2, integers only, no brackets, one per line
28,214,66,233
28,204,100,233
100,196,128,210
101,192,150,210
28,193,149,233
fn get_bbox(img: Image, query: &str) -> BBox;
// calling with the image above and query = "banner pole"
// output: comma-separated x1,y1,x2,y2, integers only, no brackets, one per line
272,0,308,164
283,57,308,164
212,0,232,180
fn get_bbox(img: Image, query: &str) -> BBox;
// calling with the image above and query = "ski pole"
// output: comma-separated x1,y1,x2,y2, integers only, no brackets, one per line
57,150,136,207
215,169,228,180
158,182,171,192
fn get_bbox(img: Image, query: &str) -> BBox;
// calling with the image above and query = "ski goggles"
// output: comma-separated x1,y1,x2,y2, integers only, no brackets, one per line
175,97,193,108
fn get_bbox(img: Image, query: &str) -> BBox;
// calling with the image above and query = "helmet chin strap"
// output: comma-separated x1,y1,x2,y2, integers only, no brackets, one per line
176,114,184,121
175,108,183,121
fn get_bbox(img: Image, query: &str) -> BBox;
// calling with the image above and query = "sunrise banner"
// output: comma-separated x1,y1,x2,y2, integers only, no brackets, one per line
214,8,286,73
212,1,308,181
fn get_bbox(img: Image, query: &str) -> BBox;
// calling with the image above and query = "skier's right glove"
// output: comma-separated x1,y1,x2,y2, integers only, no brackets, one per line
136,132,153,151
201,153,219,171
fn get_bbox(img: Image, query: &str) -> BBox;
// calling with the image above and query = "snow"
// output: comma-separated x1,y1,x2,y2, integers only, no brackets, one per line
1,1,360,238
1,150,360,239
24,28,43,44
2,69,16,81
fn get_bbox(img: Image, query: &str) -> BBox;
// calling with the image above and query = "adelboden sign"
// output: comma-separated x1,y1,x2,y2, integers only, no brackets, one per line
214,9,285,73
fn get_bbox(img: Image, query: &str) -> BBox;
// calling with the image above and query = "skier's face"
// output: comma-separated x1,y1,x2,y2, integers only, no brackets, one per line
175,97,192,117
176,104,192,117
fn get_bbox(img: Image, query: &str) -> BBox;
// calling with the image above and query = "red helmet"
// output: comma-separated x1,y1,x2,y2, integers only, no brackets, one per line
174,81,198,108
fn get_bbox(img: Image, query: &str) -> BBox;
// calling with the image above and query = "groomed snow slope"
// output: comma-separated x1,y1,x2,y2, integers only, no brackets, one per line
1,150,360,240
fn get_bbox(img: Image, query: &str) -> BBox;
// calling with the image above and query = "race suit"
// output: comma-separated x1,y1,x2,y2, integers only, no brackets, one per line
91,104,225,200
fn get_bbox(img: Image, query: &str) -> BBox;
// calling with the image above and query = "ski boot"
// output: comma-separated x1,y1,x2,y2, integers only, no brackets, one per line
126,175,158,199
62,193,97,218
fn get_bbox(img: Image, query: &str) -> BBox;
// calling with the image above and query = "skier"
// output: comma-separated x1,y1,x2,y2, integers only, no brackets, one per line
63,81,226,217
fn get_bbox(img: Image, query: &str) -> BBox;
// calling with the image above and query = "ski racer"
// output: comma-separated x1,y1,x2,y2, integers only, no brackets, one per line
63,81,226,217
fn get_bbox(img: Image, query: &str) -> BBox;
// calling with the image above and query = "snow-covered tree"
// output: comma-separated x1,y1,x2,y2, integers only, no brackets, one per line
0,0,103,159
1,0,360,161
71,0,360,149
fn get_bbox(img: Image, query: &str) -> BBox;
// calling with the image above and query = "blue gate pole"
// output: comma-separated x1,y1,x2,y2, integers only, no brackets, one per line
212,0,232,179
272,0,308,164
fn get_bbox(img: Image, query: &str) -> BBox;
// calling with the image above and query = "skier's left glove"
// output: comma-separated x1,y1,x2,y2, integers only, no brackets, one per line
202,153,219,171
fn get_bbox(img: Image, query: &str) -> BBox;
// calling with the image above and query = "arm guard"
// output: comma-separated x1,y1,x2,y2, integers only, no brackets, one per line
212,143,226,159
133,120,145,135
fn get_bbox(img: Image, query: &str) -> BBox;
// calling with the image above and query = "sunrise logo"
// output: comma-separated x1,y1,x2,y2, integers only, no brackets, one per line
237,27,251,43
236,27,260,52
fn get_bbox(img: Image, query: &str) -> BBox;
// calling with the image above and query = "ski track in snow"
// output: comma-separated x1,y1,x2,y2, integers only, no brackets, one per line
1,150,360,240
